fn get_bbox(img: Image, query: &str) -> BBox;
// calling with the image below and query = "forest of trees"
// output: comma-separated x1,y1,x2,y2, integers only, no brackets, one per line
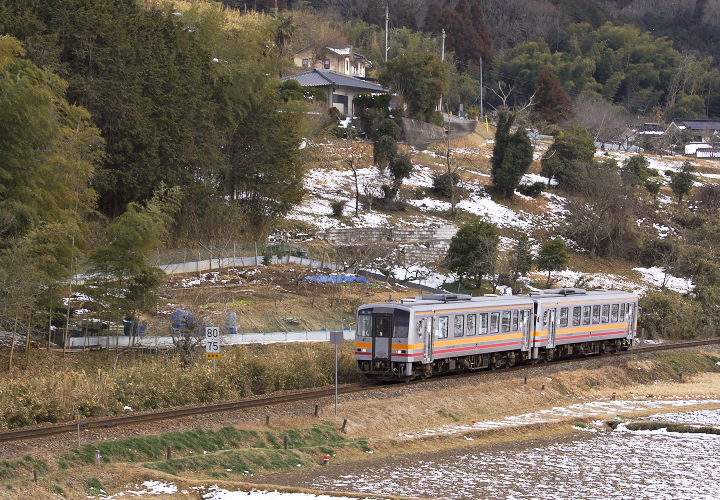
4,0,720,338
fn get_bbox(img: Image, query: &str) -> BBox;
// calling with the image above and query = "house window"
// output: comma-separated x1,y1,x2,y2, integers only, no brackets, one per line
345,60,349,73
324,59,330,69
302,58,309,68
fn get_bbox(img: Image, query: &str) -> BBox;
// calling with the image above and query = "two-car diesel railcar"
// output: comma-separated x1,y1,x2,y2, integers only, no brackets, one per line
354,288,637,380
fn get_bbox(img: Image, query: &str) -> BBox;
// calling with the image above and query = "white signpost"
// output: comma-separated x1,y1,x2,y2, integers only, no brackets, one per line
205,326,220,375
330,330,344,416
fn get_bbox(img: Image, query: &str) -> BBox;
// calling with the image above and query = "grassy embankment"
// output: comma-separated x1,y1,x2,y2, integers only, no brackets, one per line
2,351,720,498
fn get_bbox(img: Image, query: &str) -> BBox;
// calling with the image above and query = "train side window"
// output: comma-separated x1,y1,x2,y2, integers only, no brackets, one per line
572,307,581,326
583,306,591,325
601,305,610,323
620,303,626,321
416,320,424,338
394,310,409,338
628,303,634,319
490,312,500,333
438,316,449,338
611,304,619,322
467,314,477,335
559,307,569,327
512,311,519,331
501,311,511,333
480,313,488,334
592,305,601,324
543,310,548,325
454,315,464,337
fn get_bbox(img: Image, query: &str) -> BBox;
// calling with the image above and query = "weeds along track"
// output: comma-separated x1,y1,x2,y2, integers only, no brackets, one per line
2,338,719,443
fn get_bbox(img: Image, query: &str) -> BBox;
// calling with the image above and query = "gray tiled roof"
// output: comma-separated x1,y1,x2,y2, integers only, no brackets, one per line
673,119,720,130
281,69,389,92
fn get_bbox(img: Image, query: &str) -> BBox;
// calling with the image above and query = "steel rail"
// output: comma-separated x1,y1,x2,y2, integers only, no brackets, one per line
2,338,719,443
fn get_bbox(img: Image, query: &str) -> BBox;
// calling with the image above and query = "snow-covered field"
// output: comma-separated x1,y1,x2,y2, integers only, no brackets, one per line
298,402,720,500
105,482,374,498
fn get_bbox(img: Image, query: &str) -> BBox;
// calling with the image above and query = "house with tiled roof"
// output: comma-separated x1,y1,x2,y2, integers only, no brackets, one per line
280,69,390,117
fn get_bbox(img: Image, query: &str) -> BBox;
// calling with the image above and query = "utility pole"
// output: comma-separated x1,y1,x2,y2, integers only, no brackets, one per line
480,56,484,121
439,28,446,112
384,2,389,62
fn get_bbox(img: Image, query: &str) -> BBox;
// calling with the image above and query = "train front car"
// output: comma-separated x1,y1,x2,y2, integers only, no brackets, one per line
355,302,416,380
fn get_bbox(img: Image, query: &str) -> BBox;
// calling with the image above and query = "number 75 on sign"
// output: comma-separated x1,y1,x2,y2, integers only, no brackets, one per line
205,326,220,359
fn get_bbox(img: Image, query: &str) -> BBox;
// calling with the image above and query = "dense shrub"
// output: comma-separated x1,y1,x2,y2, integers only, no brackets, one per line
432,171,461,199
517,181,545,197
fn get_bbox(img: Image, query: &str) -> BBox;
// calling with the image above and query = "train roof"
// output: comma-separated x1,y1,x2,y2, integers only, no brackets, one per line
358,289,636,313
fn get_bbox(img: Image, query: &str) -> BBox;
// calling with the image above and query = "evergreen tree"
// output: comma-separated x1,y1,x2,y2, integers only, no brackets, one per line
670,161,696,204
621,155,652,187
536,238,569,287
380,51,449,122
541,126,596,186
533,66,573,124
509,235,534,288
491,111,533,198
446,220,500,290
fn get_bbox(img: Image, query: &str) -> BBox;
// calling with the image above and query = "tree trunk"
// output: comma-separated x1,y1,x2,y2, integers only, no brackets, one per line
24,311,33,367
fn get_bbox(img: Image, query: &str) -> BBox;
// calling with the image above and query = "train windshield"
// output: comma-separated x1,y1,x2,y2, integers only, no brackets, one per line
357,311,372,337
356,308,409,338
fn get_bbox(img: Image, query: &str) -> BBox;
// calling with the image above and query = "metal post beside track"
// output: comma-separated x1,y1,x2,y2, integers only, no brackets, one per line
330,331,344,417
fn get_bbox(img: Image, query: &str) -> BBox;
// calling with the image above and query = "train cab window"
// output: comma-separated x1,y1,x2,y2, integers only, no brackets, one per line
592,305,601,324
601,305,610,323
512,311,519,331
620,303,626,321
490,313,500,334
454,315,464,337
501,311,511,333
611,304,619,322
394,310,410,338
480,313,488,334
573,307,582,326
559,307,569,327
627,303,634,319
437,316,449,338
358,313,372,337
583,306,591,325
467,314,477,335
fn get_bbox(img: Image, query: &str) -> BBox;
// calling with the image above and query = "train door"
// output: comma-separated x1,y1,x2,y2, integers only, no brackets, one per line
521,310,531,351
423,317,433,363
372,314,392,360
547,307,557,348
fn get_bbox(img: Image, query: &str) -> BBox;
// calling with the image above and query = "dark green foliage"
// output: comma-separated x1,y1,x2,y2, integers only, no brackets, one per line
532,66,573,124
621,155,652,187
536,238,568,286
669,161,696,204
446,220,500,289
645,177,663,199
330,200,345,217
509,235,534,287
541,126,596,186
279,79,326,103
432,171,461,199
354,93,392,136
518,182,546,197
491,111,533,198
639,290,703,339
373,135,398,170
380,51,449,122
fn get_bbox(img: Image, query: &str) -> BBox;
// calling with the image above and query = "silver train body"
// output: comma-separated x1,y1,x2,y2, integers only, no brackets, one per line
355,288,638,379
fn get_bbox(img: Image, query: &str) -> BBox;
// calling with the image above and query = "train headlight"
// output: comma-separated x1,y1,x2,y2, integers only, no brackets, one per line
356,348,367,353
395,349,406,354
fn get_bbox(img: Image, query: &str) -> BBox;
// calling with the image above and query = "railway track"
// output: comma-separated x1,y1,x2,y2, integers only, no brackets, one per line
2,337,719,444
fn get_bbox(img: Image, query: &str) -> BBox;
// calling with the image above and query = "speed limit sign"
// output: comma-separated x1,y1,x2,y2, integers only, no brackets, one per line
205,326,220,359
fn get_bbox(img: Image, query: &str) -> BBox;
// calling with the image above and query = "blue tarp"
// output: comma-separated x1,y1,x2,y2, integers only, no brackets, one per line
303,275,370,284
